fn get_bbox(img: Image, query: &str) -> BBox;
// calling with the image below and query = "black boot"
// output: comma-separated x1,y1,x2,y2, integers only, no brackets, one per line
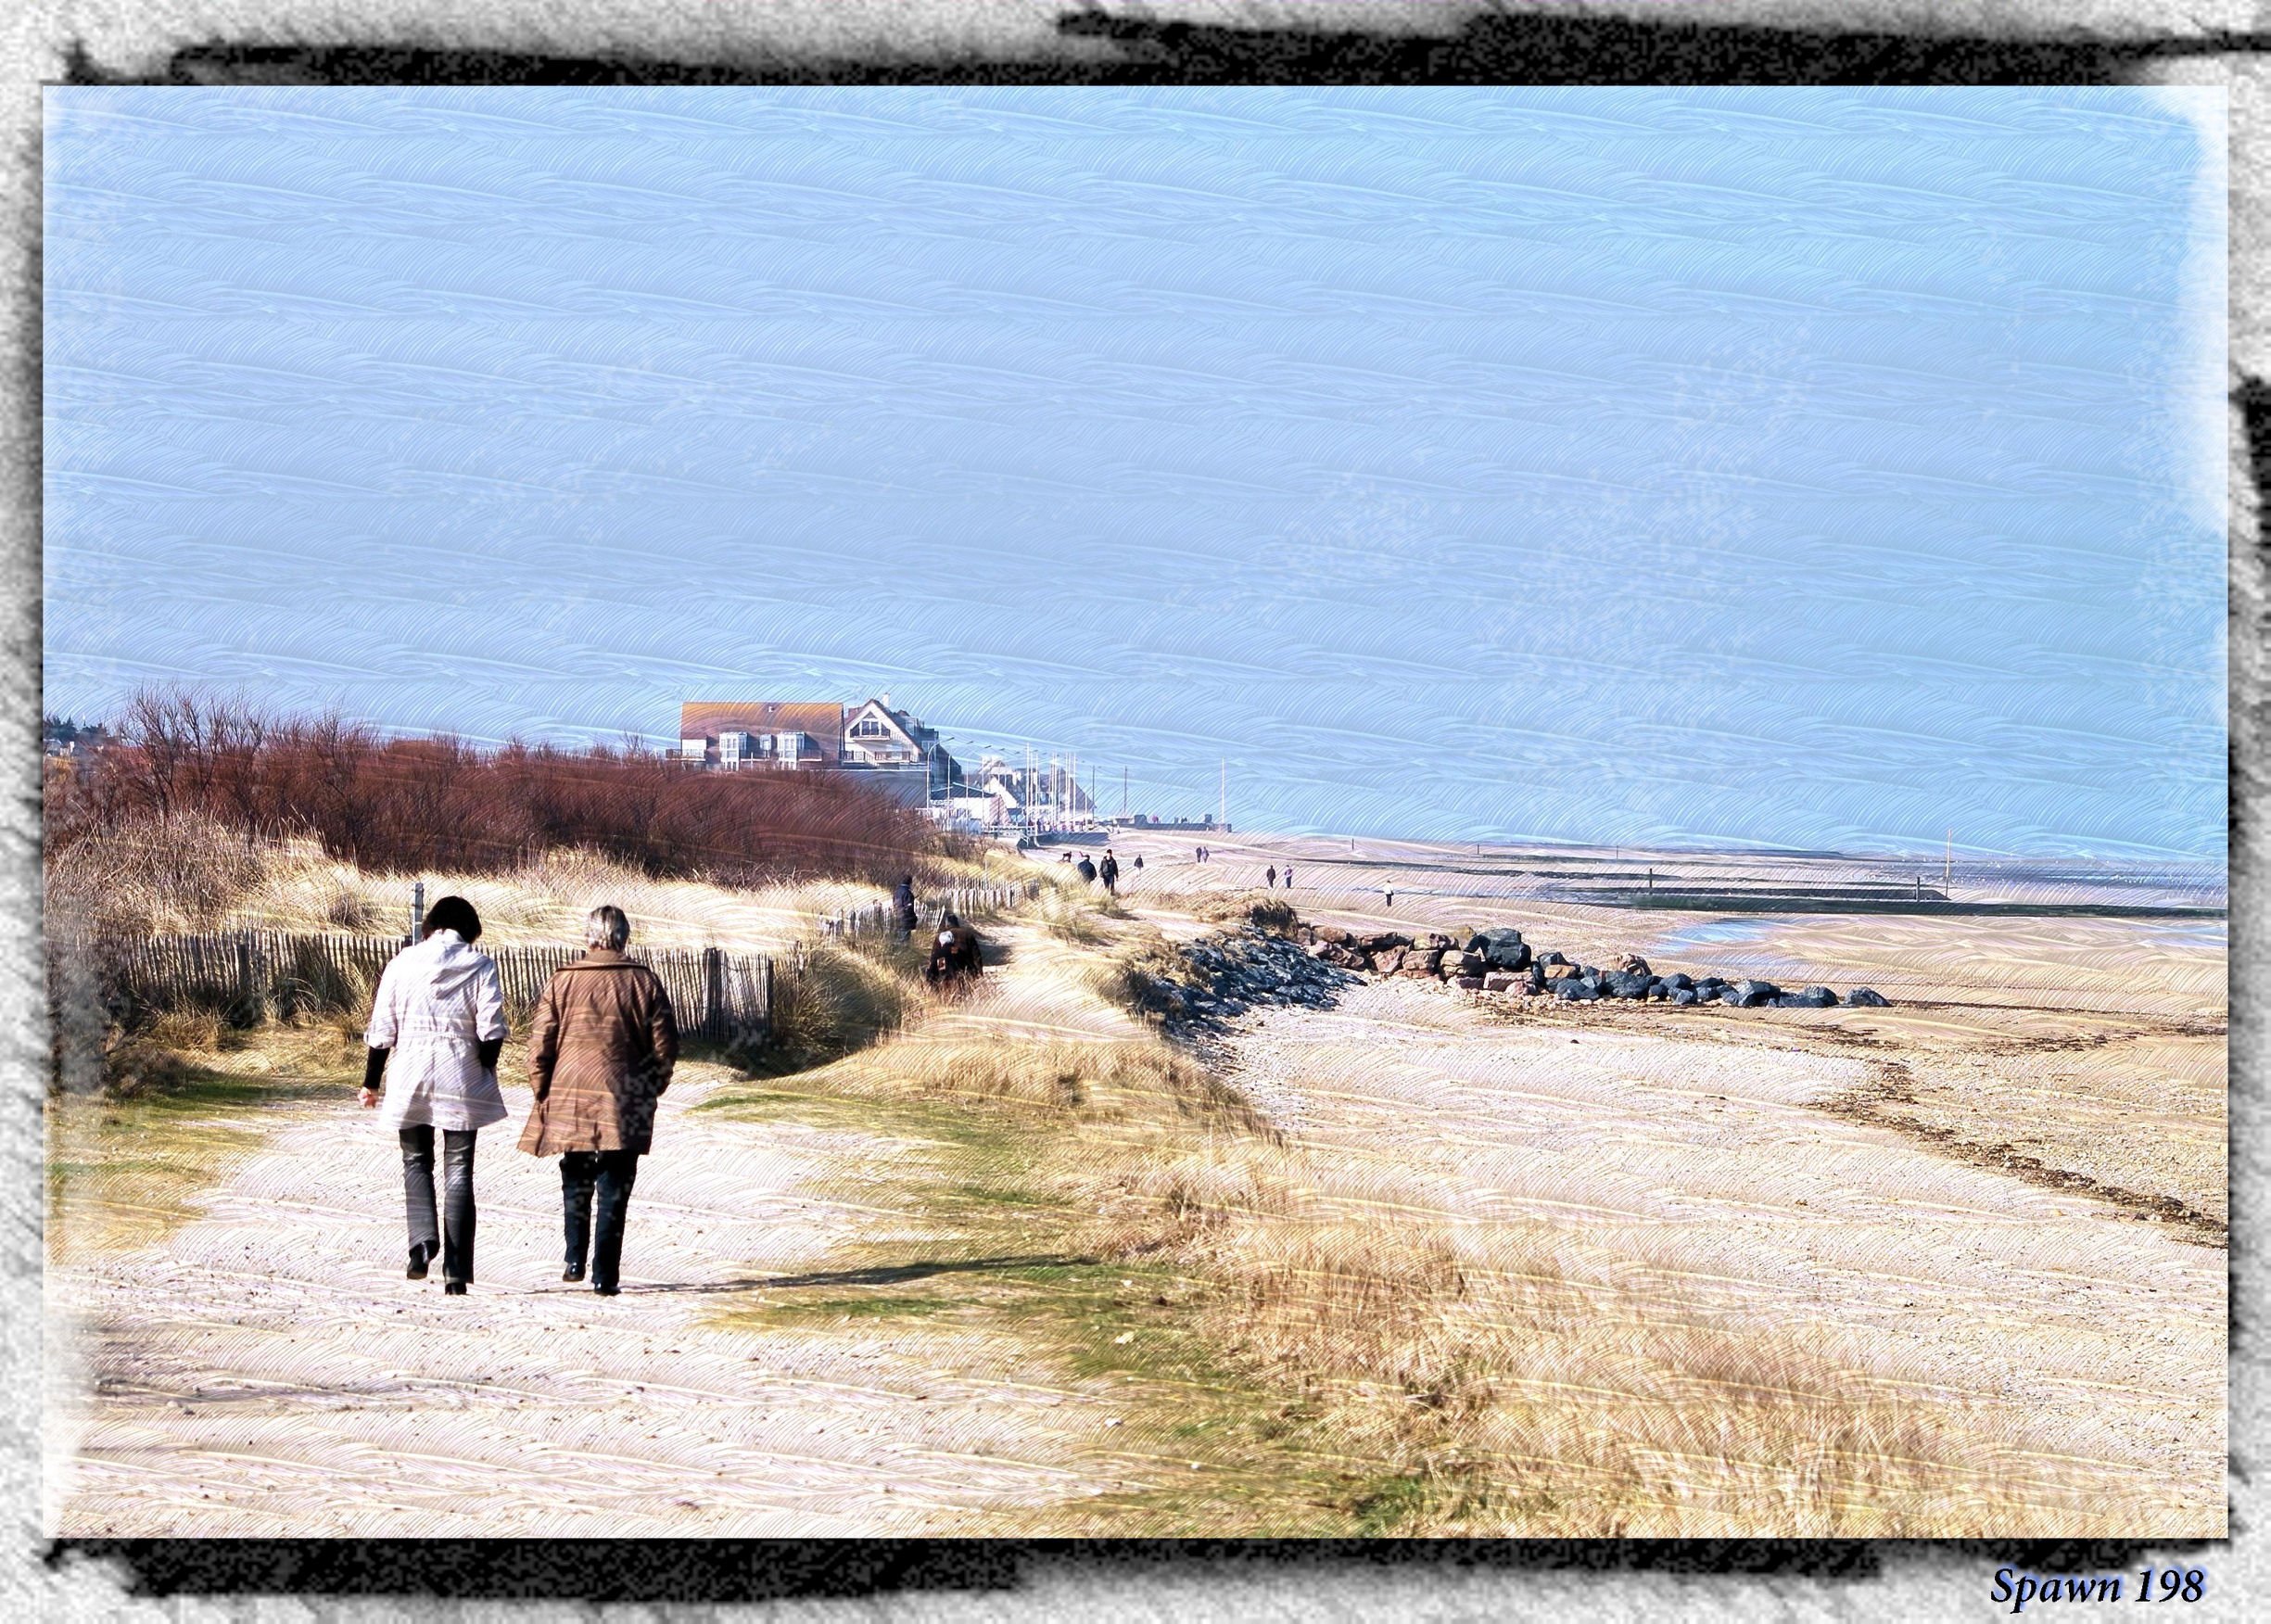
407,1243,430,1281
563,1264,584,1283
443,1281,467,1295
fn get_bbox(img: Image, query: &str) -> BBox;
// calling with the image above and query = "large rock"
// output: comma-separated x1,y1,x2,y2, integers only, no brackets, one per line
1669,987,1700,1006
1601,970,1653,1000
1539,950,1570,969
1657,971,1694,992
1420,933,1458,952
1728,980,1781,1008
1845,987,1891,1007
1611,954,1651,976
1541,960,1582,981
1370,947,1405,975
1778,986,1839,1009
1452,976,1484,992
1556,978,1601,1001
1467,927,1530,971
1481,971,1518,992
1360,932,1411,953
1402,948,1445,977
1440,950,1485,978
1316,925,1354,946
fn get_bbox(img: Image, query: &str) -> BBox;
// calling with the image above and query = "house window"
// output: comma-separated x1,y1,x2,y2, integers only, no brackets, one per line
855,717,887,738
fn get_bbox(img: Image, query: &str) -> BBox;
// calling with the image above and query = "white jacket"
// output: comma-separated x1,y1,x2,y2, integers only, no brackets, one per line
364,930,510,1132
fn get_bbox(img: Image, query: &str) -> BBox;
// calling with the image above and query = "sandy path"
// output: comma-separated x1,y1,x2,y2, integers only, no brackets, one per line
1209,974,2226,1530
49,1063,1127,1536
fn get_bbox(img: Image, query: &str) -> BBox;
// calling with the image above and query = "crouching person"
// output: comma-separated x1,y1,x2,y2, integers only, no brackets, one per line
518,906,679,1295
923,910,984,991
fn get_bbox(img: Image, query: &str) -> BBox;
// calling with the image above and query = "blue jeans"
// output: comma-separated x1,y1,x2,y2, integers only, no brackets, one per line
560,1149,641,1289
399,1126,476,1285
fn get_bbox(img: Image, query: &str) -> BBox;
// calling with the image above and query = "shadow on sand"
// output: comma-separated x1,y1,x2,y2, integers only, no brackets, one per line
621,1253,1094,1296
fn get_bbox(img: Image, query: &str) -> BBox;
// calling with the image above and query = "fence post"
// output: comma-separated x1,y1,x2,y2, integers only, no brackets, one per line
702,946,724,1043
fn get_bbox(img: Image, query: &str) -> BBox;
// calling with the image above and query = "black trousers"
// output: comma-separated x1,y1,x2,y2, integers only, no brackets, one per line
399,1125,477,1285
560,1149,641,1288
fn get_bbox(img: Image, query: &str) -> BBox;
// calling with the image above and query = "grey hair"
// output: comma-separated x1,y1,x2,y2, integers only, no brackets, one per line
585,905,630,950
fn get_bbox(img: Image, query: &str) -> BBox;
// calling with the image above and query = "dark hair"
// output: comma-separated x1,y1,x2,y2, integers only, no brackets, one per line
422,894,482,943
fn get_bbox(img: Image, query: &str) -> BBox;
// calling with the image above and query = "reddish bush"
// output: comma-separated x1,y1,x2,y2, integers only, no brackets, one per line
46,689,949,886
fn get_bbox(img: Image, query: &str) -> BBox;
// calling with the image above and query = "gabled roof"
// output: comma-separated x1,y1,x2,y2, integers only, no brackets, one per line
844,698,921,749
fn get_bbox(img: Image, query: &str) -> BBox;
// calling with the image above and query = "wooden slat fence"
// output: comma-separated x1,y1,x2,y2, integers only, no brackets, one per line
818,879,1042,942
48,929,774,1047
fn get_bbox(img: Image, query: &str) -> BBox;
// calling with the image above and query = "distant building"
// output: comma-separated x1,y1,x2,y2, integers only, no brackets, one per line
971,754,1096,823
677,695,965,807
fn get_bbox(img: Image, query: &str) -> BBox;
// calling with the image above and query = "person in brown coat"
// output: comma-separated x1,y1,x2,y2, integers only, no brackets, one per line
517,906,679,1295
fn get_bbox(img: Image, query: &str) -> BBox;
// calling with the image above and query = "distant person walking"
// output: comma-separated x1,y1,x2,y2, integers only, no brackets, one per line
1133,855,1144,874
517,906,680,1296
1099,850,1120,895
1265,865,1277,890
361,895,508,1296
892,874,918,940
1282,865,1292,890
1076,854,1098,885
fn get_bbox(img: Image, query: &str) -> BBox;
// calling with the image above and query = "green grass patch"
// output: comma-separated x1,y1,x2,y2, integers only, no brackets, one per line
697,1072,1424,1535
48,1046,351,1259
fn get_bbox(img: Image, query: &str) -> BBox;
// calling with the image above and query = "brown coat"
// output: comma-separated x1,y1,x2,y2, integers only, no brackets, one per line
516,949,680,1157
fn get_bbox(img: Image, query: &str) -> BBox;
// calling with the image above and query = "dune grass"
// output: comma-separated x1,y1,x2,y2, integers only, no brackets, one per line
697,904,2163,1537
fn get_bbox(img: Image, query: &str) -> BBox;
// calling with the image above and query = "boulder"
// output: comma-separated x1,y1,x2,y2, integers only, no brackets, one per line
1481,971,1518,993
1441,950,1486,978
1452,976,1484,992
1539,950,1569,968
1468,927,1530,970
1658,972,1694,992
1602,970,1652,1000
1421,933,1458,952
1728,979,1781,1009
1556,979,1601,1001
1669,987,1700,1006
1780,986,1839,1009
1845,987,1891,1008
1541,960,1581,981
1360,932,1411,953
1370,947,1404,975
1316,925,1354,946
1611,954,1651,976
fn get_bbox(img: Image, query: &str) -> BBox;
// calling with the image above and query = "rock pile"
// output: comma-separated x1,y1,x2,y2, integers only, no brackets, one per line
1299,924,1889,1009
1126,924,1364,1028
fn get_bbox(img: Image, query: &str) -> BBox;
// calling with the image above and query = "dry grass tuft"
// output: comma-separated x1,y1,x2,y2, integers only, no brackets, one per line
1086,923,1207,1017
1194,892,1300,936
45,812,305,938
761,941,926,1071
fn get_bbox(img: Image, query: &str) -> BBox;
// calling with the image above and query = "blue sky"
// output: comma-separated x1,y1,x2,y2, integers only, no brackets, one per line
44,86,2226,858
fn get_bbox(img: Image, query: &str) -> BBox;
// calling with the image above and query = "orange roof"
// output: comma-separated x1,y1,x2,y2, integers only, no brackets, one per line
679,702,846,764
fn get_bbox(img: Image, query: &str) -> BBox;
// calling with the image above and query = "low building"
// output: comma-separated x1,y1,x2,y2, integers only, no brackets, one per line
677,695,965,805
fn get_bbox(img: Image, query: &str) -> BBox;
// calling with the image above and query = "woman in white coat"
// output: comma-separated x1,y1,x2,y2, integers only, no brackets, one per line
359,895,509,1294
